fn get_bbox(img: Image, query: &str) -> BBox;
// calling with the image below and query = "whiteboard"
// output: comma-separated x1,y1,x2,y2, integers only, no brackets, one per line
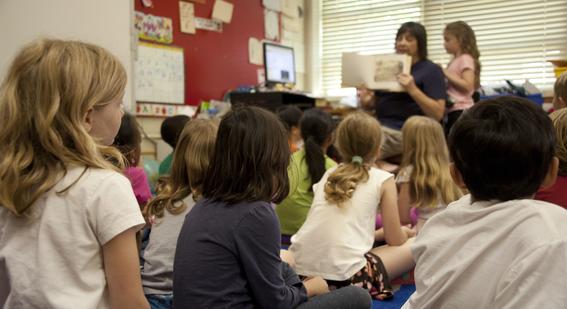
135,42,185,104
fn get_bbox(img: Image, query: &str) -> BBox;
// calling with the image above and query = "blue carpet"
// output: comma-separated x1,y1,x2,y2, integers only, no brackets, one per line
372,285,415,309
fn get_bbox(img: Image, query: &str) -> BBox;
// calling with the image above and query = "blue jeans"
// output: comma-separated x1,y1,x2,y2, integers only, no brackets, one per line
146,294,173,309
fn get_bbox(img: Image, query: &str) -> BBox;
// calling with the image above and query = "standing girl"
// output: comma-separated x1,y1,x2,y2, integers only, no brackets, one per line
397,116,463,232
443,20,481,134
142,119,217,309
0,39,148,308
173,106,370,309
290,112,415,300
276,108,336,238
113,113,153,207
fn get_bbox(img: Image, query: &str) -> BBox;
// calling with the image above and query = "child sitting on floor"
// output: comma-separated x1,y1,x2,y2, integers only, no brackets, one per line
403,96,567,308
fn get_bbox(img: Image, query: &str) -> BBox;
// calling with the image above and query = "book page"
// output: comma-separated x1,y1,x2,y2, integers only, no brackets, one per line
342,53,411,92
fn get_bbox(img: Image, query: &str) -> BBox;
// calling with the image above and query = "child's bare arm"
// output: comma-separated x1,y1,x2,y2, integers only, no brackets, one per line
102,228,149,309
444,68,475,93
380,178,409,246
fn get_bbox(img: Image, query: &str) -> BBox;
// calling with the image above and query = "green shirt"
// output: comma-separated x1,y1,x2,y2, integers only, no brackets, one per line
276,149,336,235
158,152,173,176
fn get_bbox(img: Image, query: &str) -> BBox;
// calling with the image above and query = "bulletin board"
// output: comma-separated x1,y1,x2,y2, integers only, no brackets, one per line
135,42,185,104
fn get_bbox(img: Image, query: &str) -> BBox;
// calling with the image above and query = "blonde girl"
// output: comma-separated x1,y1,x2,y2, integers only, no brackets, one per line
443,20,481,134
290,112,415,300
0,39,148,308
397,116,463,232
142,119,217,308
535,109,567,208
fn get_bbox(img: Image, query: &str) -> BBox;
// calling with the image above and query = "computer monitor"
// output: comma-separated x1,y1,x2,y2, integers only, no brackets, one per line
263,42,296,86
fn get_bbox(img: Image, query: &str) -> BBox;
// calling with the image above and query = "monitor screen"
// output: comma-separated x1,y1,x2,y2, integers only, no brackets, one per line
263,42,295,85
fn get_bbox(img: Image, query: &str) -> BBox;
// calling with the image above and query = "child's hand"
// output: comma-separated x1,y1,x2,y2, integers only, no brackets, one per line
401,225,417,238
397,73,417,92
303,276,330,297
280,249,295,268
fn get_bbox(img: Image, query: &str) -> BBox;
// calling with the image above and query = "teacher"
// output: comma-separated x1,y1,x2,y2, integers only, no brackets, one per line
374,22,446,161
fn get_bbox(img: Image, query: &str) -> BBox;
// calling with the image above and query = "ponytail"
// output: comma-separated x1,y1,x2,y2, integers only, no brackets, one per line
299,109,334,190
324,158,369,207
304,136,326,190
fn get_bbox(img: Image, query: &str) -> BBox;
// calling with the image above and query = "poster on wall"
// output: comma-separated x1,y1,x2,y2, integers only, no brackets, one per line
134,11,174,44
195,17,223,32
135,42,185,104
179,1,196,34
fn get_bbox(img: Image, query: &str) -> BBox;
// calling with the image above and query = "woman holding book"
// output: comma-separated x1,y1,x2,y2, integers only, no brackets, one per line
368,22,446,162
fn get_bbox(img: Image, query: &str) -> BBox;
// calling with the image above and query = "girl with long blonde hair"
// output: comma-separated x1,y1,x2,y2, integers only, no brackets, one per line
397,116,463,231
0,39,148,308
142,119,217,308
290,112,415,300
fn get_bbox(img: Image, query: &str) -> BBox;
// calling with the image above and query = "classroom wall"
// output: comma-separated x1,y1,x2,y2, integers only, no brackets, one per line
0,0,135,109
135,1,259,105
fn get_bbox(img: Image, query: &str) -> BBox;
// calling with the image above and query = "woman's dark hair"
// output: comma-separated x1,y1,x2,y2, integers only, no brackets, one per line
300,108,334,190
113,113,142,166
448,96,555,201
160,115,190,148
202,106,291,204
396,21,428,61
276,105,303,132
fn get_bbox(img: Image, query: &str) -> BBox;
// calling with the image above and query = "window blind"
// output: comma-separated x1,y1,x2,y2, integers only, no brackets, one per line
321,0,422,96
320,0,567,95
424,0,567,92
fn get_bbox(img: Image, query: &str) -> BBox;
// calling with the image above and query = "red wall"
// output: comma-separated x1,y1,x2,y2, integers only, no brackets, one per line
134,0,268,105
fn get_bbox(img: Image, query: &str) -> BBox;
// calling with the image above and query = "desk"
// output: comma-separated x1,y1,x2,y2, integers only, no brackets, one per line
229,92,316,111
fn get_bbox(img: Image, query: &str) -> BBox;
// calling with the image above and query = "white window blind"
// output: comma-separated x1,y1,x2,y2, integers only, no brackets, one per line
321,0,422,96
425,0,567,92
320,0,567,95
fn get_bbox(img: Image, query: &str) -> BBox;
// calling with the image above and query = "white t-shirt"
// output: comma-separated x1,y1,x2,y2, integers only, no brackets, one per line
142,195,194,294
0,167,145,309
403,195,567,309
290,166,393,280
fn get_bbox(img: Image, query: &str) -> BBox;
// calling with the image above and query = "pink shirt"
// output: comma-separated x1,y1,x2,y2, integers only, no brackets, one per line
125,167,152,206
447,54,475,111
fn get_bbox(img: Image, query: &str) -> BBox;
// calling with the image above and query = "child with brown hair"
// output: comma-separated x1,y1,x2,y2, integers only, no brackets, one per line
443,20,481,134
113,113,152,207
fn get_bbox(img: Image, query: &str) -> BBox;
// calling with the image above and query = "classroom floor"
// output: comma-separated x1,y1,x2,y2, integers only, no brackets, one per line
372,284,415,309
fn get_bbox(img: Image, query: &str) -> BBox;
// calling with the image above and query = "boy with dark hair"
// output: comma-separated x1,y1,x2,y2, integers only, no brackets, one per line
159,115,190,176
403,96,567,308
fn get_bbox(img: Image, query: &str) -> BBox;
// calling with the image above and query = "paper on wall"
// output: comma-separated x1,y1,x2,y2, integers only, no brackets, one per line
262,0,281,12
282,0,298,17
195,17,223,32
212,0,234,23
179,1,196,34
281,15,300,32
264,9,279,40
248,37,263,65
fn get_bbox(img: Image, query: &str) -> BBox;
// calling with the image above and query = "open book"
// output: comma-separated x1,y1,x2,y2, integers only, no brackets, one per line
342,53,412,92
